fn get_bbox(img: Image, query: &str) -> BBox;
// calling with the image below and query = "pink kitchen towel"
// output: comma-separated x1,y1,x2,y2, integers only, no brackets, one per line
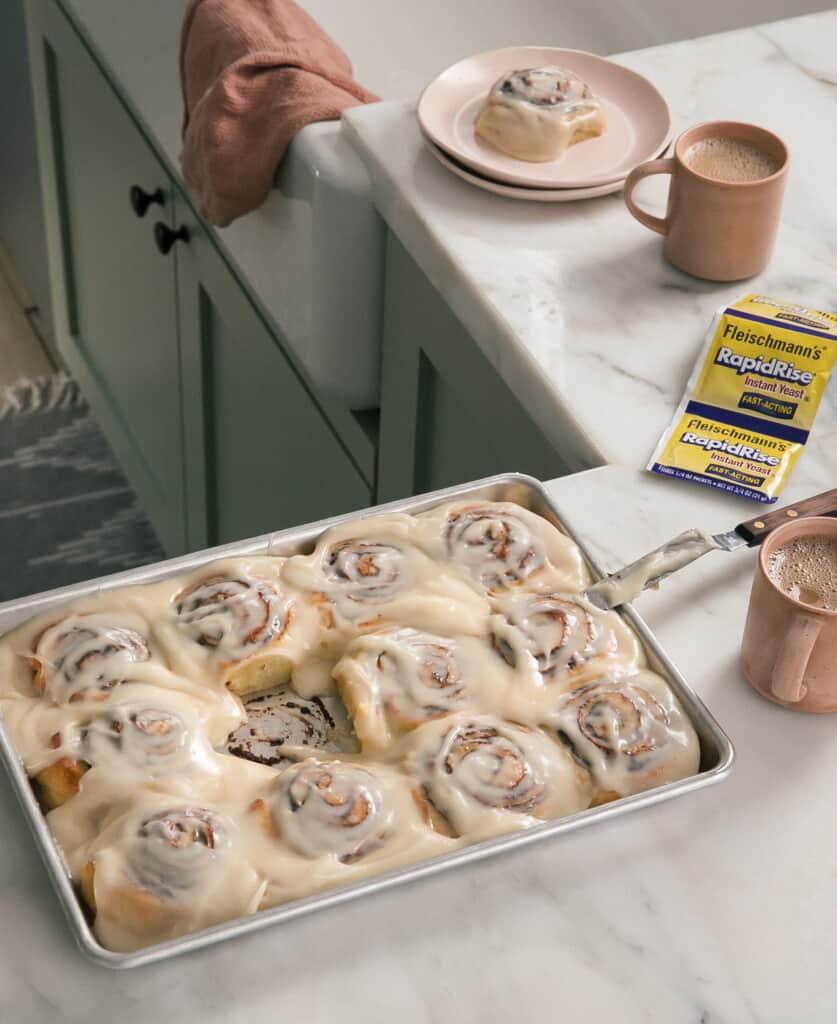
180,0,379,226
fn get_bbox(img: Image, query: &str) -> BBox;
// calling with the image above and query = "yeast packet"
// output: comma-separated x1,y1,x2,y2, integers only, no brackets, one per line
648,295,837,503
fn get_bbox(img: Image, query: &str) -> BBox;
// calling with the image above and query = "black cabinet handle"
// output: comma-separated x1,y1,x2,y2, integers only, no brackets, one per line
153,222,189,255
129,185,164,218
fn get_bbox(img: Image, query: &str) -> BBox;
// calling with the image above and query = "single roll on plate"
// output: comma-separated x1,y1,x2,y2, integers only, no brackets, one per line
474,66,606,163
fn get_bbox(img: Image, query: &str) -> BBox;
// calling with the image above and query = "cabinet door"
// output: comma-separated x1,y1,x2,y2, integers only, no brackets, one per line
26,0,185,553
378,236,576,501
174,196,371,548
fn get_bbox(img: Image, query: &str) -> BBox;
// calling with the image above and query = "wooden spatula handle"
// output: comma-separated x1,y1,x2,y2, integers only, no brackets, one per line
736,488,837,545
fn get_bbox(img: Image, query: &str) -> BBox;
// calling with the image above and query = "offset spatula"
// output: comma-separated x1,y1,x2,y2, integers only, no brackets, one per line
585,488,837,610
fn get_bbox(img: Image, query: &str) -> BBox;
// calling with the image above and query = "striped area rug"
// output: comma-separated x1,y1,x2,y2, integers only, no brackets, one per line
0,372,164,602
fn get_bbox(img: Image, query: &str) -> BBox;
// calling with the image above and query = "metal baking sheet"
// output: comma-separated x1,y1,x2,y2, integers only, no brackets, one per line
0,473,735,968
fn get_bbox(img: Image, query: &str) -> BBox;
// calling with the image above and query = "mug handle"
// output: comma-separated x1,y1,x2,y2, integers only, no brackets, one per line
623,158,676,235
771,612,824,704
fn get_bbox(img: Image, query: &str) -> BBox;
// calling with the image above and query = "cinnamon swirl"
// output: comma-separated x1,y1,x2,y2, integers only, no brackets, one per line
546,672,700,803
253,759,394,863
164,558,318,696
474,67,606,163
416,501,588,594
30,612,152,704
282,515,489,638
34,696,202,808
81,800,264,951
224,685,357,768
490,590,641,693
333,628,528,753
408,714,592,838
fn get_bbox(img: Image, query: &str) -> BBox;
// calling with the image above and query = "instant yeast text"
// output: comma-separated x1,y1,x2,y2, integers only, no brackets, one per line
648,295,837,502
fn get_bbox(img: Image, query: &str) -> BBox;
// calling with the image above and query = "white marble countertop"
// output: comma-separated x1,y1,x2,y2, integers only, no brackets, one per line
345,10,837,480
3,463,837,1019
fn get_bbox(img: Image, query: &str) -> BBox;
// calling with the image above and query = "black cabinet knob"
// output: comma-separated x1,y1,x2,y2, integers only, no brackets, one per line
153,222,189,255
129,185,164,218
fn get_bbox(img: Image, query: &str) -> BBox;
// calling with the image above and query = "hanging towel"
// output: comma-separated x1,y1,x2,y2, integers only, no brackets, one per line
180,0,379,226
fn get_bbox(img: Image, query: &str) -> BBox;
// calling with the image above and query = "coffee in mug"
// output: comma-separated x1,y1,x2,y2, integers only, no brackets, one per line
682,137,781,183
741,516,837,712
765,534,837,611
623,121,789,281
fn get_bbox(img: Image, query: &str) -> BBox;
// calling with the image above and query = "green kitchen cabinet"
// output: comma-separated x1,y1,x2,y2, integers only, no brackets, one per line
174,196,370,548
25,0,371,557
26,0,186,552
377,235,574,501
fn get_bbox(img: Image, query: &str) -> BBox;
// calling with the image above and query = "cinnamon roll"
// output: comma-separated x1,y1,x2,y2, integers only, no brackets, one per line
253,759,394,863
165,558,318,696
416,501,588,594
333,628,525,753
282,515,489,638
408,714,592,838
489,590,641,692
30,612,152,704
81,800,264,951
224,685,357,768
546,673,701,803
34,698,201,809
474,67,606,163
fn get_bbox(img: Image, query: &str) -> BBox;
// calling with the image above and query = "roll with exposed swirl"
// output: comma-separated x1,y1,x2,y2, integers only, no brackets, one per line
282,515,490,639
545,672,701,803
80,798,265,951
333,628,530,753
162,557,319,696
474,66,606,163
415,501,588,595
408,713,592,838
489,589,641,696
224,685,357,768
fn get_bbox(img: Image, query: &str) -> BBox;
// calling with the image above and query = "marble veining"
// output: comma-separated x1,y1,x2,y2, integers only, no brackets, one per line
3,464,837,1019
345,11,837,489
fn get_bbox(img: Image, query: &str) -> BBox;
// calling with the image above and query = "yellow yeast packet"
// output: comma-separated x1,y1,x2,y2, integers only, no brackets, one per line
648,295,837,503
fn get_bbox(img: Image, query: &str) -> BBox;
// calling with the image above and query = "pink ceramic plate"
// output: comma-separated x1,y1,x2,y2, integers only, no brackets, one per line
422,134,627,202
417,47,672,189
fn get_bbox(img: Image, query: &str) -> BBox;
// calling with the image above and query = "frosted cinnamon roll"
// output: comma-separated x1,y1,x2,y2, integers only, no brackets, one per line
408,714,591,839
224,685,357,768
282,515,489,638
490,590,641,692
34,698,201,809
166,558,317,696
474,67,606,163
546,673,701,803
81,800,264,951
416,501,587,594
332,628,523,753
30,612,152,704
253,759,394,863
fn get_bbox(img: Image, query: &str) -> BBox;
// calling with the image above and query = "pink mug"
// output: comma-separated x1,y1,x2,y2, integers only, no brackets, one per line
741,517,837,712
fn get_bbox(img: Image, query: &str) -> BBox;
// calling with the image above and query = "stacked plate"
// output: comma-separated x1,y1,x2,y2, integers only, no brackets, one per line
417,47,673,202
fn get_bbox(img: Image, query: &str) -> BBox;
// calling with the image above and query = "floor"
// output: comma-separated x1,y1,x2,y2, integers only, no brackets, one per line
0,243,53,389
